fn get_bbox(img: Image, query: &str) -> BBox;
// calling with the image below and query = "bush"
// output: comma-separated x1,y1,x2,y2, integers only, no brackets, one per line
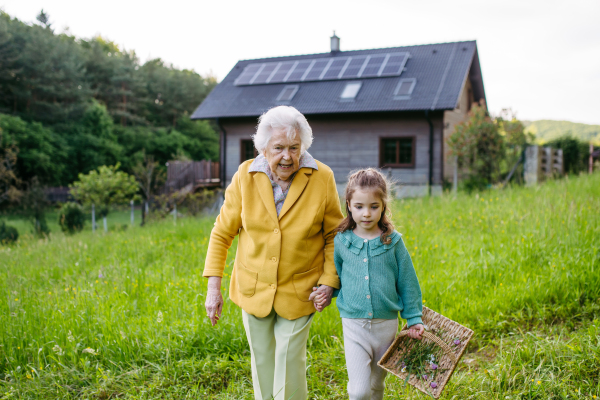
0,221,18,244
58,202,86,234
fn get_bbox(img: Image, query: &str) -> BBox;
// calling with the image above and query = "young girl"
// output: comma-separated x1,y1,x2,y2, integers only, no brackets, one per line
313,168,424,400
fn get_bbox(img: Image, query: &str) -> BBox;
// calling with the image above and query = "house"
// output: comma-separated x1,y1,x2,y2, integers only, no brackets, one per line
191,35,486,196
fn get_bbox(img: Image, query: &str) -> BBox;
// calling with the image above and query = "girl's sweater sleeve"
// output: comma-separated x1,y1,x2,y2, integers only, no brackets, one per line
395,237,423,327
332,236,343,298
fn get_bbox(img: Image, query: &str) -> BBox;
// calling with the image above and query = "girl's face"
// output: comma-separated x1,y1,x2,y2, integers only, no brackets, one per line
348,188,384,234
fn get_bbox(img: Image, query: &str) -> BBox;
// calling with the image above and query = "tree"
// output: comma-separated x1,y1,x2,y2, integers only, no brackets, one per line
21,177,50,237
0,128,22,208
448,102,505,190
70,164,138,232
35,10,52,30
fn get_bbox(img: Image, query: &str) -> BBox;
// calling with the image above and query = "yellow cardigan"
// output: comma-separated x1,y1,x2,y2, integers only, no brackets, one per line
203,159,343,320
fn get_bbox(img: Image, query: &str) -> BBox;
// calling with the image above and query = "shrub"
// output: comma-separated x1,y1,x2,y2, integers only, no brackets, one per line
58,202,85,234
0,221,18,244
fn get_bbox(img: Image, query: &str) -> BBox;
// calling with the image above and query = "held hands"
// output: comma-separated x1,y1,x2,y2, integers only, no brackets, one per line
308,285,334,312
407,323,425,340
205,276,223,326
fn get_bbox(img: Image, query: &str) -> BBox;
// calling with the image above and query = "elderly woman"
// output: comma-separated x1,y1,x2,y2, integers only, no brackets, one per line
203,106,343,400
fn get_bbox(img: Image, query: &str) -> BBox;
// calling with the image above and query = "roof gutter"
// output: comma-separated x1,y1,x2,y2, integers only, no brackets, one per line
424,111,434,196
216,118,226,188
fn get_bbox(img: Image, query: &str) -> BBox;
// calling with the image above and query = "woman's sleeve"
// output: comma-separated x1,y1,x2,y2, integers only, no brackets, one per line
332,242,343,298
317,170,344,289
395,238,423,327
203,171,243,278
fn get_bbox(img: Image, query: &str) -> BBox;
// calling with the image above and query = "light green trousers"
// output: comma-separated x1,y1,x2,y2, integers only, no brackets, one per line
242,309,314,400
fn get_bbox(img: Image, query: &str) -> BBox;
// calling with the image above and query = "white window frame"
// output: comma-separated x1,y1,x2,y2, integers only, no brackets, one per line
393,78,417,100
277,85,299,102
340,82,362,101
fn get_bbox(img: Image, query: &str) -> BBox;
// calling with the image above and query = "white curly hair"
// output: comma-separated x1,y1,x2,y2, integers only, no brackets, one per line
252,106,313,154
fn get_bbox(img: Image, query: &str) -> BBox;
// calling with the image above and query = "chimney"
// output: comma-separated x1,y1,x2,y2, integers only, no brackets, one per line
330,31,340,52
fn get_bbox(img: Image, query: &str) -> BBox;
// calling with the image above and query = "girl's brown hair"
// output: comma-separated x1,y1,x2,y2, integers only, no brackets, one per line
337,168,395,244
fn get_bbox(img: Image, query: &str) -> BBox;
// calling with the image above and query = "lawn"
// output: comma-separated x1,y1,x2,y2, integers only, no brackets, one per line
1,173,599,399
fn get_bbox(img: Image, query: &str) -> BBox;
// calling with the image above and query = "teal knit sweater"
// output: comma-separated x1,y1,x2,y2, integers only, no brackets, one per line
333,230,423,326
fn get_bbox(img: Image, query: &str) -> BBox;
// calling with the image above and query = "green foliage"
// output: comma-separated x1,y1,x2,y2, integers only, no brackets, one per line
58,202,85,234
0,128,22,209
0,114,68,185
448,102,506,187
0,11,218,187
70,164,138,218
0,173,599,398
0,220,18,244
546,134,591,174
525,119,600,144
20,177,50,237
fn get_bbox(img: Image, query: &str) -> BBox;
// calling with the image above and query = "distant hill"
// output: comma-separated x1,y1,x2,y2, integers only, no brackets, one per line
523,120,600,144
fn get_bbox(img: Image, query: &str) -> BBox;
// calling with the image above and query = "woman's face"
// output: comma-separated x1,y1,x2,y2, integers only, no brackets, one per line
263,128,301,182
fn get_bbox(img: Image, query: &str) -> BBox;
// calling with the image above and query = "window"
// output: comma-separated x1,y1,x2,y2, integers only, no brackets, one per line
241,139,258,164
380,137,415,168
393,78,416,100
277,85,299,102
340,82,362,100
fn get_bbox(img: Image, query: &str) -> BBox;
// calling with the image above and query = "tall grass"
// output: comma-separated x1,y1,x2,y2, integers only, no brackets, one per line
1,173,599,399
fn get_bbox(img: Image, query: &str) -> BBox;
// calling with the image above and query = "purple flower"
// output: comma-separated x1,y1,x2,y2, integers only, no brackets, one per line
454,339,461,345
422,374,428,380
98,271,104,279
430,382,438,388
430,363,438,370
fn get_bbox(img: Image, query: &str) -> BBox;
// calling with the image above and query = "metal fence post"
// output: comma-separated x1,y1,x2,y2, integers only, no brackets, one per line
130,200,134,225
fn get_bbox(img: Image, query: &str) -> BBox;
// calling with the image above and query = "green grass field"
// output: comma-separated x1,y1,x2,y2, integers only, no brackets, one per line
1,173,599,399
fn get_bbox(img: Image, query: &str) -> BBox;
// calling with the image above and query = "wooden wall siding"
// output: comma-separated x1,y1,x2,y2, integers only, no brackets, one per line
222,114,444,187
442,79,472,180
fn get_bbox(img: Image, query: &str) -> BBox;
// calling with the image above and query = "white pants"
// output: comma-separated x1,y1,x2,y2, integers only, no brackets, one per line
342,318,398,400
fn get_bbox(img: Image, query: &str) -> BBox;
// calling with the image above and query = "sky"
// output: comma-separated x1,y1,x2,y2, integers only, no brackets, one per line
3,0,600,125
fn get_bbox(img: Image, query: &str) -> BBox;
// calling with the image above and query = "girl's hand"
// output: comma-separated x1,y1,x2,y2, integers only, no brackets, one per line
309,286,333,312
407,323,424,340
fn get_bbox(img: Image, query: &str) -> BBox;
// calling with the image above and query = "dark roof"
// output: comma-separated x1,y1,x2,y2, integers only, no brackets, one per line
191,40,486,119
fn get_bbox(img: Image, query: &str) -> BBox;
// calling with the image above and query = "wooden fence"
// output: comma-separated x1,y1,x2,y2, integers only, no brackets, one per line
163,160,220,194
524,146,564,185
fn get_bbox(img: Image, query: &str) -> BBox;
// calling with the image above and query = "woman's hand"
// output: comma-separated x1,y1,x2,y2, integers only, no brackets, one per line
308,285,333,312
407,323,424,340
205,276,223,326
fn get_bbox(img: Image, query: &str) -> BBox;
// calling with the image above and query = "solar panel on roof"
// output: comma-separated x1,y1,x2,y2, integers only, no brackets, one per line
235,64,263,85
285,60,312,82
360,54,387,77
268,62,295,83
303,59,330,81
252,63,278,84
340,56,367,79
381,53,409,76
234,52,410,85
322,58,347,80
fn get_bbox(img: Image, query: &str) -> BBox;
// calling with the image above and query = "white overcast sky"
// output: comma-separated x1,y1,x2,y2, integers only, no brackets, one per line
3,0,600,124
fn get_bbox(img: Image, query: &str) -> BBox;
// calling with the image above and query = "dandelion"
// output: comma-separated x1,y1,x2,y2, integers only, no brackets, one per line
67,331,74,342
52,344,64,356
14,298,18,301
75,262,79,266
537,381,541,385
26,373,32,379
157,311,163,323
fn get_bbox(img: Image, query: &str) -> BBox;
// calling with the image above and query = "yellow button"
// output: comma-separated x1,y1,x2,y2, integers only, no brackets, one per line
271,257,277,263
274,229,279,234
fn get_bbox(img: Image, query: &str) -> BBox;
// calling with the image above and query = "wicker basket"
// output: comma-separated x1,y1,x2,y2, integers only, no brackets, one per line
378,306,474,398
